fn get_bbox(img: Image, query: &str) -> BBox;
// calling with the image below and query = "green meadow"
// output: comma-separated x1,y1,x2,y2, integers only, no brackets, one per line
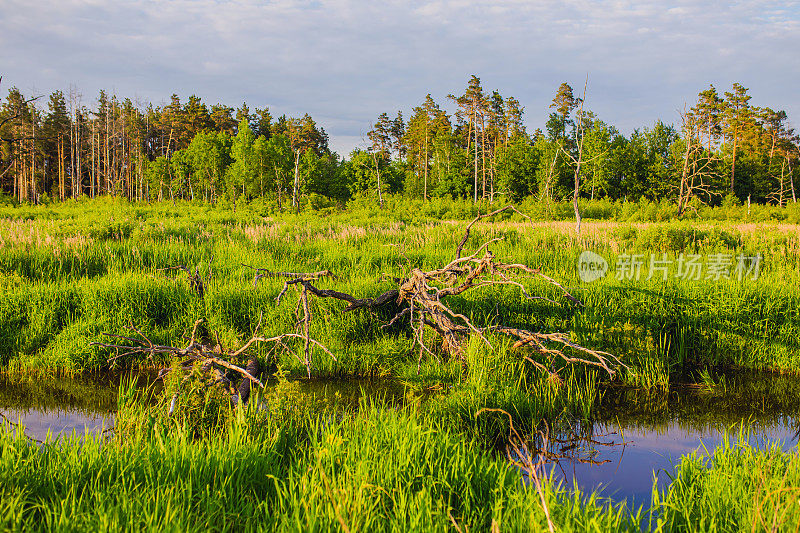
1,197,798,380
1,197,799,531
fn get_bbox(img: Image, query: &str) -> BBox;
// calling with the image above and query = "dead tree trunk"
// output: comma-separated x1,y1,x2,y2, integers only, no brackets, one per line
292,149,301,211
371,151,384,209
247,206,622,378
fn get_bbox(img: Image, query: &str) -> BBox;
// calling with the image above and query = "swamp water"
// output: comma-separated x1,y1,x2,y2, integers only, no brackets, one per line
0,372,157,439
544,370,800,506
1,370,798,507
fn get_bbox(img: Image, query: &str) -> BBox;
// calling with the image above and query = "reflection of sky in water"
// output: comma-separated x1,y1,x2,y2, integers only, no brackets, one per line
3,371,800,505
0,375,398,441
0,372,158,440
546,420,800,507
2,407,114,440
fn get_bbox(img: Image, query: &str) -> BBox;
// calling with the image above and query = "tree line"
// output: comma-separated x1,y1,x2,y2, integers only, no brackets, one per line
1,75,797,209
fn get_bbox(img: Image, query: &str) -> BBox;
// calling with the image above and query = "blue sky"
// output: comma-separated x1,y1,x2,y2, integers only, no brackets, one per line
2,0,798,155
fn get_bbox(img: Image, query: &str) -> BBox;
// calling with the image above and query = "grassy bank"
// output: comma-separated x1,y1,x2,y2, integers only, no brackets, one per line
1,397,797,532
1,197,799,444
0,394,639,532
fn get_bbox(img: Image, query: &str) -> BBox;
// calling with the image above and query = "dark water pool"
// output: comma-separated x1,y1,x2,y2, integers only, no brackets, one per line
0,372,400,440
1,369,798,507
541,371,800,506
0,372,156,440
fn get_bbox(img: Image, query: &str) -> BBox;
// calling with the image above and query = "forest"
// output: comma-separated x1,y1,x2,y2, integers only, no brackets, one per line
1,75,798,210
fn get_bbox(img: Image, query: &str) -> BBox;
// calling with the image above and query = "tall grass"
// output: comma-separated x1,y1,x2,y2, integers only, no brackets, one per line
0,399,642,532
2,390,797,532
1,198,798,385
652,435,800,531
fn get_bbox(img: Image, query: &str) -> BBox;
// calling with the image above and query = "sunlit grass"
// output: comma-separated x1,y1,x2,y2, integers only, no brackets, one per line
1,197,799,405
1,197,798,531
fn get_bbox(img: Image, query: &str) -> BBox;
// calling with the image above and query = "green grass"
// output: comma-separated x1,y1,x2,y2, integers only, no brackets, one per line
1,197,798,442
1,198,798,378
653,435,800,532
0,397,643,532
2,392,798,532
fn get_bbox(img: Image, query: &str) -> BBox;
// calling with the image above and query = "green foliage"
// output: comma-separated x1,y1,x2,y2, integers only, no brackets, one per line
653,437,800,531
187,130,232,201
1,199,799,395
227,118,259,203
496,136,540,200
0,400,643,533
9,79,798,208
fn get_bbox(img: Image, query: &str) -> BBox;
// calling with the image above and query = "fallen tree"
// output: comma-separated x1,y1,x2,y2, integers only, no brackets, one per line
94,206,622,414
92,314,335,409
245,205,623,379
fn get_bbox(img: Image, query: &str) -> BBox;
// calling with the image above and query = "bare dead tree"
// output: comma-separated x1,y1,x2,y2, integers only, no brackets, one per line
250,206,622,378
94,208,619,405
792,145,799,204
559,77,589,237
92,315,336,411
242,267,372,377
676,107,720,216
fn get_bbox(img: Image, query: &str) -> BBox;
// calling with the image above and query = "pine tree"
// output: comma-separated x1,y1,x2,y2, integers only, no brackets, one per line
44,91,70,200
367,112,393,207
253,107,273,140
723,83,753,195
449,75,486,202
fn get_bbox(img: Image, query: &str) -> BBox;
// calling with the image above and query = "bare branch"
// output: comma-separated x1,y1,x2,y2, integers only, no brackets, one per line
455,205,529,259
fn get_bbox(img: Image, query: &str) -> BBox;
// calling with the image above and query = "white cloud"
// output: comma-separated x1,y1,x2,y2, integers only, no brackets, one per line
1,0,798,154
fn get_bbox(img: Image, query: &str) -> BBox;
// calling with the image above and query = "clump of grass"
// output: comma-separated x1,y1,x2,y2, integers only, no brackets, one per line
420,339,601,446
696,368,728,394
652,435,800,531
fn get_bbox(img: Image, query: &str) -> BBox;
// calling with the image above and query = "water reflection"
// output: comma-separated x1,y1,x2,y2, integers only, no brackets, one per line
1,407,111,440
0,372,156,440
297,377,406,407
547,421,798,507
544,370,800,506
0,372,401,440
3,367,798,507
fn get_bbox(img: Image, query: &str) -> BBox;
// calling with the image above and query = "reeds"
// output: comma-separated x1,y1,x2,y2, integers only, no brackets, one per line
3,390,794,532
2,199,798,389
0,398,641,532
651,434,800,531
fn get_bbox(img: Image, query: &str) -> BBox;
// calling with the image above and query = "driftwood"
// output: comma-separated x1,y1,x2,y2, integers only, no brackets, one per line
92,313,336,411
248,206,623,378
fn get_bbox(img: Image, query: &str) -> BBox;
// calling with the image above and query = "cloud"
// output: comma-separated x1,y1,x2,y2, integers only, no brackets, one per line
2,0,799,154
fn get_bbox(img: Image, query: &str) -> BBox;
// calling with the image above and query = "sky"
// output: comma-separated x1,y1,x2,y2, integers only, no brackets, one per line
2,0,799,156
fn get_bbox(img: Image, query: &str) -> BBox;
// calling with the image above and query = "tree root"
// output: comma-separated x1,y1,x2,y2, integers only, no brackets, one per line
249,206,623,379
